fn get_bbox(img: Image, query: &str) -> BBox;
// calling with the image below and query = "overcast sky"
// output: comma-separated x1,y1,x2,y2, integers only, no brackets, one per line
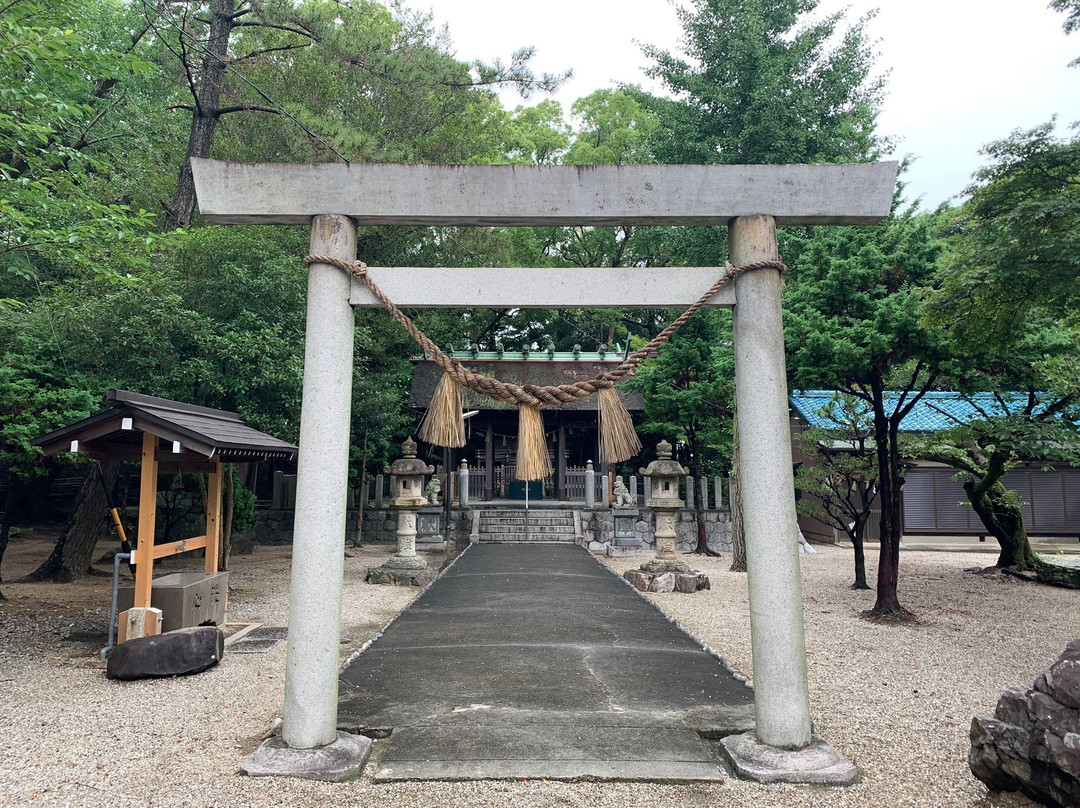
421,0,1080,209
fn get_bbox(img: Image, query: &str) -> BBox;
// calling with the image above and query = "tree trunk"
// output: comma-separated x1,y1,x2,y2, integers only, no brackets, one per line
1032,556,1080,589
851,524,870,590
964,478,1035,570
0,472,26,599
353,428,369,547
687,438,719,556
167,0,236,229
729,414,746,572
868,377,909,618
22,462,120,583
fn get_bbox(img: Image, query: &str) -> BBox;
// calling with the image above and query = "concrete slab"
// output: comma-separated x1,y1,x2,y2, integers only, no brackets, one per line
372,724,724,783
339,544,755,781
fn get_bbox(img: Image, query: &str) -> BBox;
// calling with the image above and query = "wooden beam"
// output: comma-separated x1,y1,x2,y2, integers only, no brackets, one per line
134,432,158,609
192,159,899,227
350,266,738,309
204,458,223,573
153,535,208,560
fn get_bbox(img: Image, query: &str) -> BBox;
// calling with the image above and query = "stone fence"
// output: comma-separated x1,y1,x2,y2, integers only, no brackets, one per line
580,508,733,555
270,470,736,510
255,500,733,553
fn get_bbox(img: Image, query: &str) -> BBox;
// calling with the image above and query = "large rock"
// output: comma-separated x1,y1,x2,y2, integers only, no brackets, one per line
675,571,711,593
623,569,651,592
107,626,224,680
970,640,1080,807
648,572,676,593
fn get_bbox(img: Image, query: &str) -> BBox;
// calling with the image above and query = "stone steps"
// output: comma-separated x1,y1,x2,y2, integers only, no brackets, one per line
476,511,578,543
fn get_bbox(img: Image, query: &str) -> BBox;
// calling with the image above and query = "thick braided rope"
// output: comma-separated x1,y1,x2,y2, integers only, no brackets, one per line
303,255,786,407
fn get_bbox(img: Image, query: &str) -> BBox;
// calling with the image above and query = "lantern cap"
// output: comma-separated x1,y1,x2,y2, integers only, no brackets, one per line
639,439,688,477
385,436,435,476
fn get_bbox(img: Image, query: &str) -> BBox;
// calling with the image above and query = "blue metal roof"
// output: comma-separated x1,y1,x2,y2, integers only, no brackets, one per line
789,390,1033,432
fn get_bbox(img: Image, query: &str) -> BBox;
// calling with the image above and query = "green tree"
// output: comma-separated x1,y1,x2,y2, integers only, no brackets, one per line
639,0,884,167
631,311,734,555
630,0,889,572
0,0,159,288
793,394,878,589
924,123,1080,574
908,373,1080,574
129,0,564,228
784,206,949,618
1051,0,1080,63
564,89,658,166
502,100,570,165
934,123,1080,349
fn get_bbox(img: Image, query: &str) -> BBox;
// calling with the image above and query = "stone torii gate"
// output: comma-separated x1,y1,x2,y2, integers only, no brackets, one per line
192,158,897,781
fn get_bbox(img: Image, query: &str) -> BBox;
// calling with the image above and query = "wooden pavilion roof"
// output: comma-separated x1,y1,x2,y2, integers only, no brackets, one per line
32,389,297,466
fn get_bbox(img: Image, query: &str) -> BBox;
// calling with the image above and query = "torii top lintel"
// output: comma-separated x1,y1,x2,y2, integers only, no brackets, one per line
191,159,898,227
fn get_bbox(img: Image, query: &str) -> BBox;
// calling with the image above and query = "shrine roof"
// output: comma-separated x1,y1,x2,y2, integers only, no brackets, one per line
790,390,1048,433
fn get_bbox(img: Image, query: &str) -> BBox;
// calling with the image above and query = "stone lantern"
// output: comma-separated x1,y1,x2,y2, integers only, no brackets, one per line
640,439,690,574
367,437,436,586
624,439,710,593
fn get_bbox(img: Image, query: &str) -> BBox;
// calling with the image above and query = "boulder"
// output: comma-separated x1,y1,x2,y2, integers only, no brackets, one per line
623,569,651,592
648,572,676,593
970,641,1080,807
107,626,224,680
675,572,711,593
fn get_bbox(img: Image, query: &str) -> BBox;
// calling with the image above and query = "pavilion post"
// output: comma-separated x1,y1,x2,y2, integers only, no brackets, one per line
728,214,812,749
134,431,159,609
204,457,223,573
282,214,357,750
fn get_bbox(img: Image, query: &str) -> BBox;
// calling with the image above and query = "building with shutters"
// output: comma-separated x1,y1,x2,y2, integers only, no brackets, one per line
790,391,1080,544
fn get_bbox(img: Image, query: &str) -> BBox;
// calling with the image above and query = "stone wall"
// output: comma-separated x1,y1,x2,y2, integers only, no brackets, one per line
253,506,473,547
256,505,734,552
580,508,733,554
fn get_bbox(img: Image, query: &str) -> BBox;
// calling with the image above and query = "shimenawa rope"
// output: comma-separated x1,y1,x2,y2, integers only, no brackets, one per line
303,254,785,476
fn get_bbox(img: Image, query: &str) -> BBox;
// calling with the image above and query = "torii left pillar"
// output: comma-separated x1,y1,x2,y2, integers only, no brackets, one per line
242,214,372,780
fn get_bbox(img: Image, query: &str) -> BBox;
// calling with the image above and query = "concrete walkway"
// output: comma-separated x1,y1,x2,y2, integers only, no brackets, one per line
338,544,755,781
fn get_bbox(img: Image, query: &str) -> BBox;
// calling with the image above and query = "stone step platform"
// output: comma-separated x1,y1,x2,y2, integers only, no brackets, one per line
476,510,578,544
478,516,576,526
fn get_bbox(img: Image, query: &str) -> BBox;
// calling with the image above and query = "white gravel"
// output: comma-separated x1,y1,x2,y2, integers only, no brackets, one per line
2,542,1074,807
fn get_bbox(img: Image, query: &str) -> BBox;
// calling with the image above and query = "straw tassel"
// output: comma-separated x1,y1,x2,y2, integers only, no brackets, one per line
515,405,552,481
418,372,466,448
598,386,642,464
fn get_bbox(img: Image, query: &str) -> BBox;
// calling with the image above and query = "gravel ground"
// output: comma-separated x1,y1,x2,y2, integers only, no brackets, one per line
2,541,1075,807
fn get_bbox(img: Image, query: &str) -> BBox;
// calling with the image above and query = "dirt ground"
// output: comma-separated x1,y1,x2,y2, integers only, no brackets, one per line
1,527,1075,808
0,527,295,620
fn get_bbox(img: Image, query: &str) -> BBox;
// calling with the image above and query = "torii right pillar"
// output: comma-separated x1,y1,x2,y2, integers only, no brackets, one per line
723,214,858,784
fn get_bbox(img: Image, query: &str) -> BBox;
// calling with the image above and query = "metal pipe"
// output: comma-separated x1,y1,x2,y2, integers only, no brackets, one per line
99,552,132,660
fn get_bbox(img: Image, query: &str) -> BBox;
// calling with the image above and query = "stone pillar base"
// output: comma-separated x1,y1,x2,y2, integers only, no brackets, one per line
382,553,429,570
241,731,372,782
719,731,858,785
366,564,435,586
624,568,710,594
607,544,645,558
641,557,691,574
